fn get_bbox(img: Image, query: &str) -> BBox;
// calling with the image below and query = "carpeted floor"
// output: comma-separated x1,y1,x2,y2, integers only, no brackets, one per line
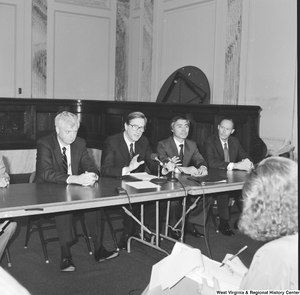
1,205,264,295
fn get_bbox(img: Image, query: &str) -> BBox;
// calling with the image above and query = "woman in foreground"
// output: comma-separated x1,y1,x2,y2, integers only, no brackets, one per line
200,156,298,291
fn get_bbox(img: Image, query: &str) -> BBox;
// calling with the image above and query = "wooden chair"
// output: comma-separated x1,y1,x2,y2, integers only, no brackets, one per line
102,207,123,251
24,172,92,263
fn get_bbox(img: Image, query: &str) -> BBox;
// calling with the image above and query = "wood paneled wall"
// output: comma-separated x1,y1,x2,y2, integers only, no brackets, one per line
0,98,267,163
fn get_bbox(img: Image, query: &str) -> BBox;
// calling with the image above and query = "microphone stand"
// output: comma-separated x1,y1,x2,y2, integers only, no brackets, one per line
168,170,178,182
151,163,167,184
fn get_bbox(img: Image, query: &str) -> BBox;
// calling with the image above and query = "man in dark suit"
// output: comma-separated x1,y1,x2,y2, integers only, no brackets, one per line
204,118,253,236
157,115,210,239
35,111,118,272
101,111,159,250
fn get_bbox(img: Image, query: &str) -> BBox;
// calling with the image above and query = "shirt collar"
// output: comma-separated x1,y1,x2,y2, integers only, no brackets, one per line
57,136,70,151
173,137,185,149
219,137,228,147
123,132,135,150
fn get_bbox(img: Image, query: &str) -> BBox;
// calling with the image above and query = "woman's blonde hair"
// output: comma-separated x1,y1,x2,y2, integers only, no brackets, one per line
239,157,298,242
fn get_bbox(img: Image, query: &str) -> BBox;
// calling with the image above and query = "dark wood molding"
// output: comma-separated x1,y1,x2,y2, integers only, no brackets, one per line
0,98,267,163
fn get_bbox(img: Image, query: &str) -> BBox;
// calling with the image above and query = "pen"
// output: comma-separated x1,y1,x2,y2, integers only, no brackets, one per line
220,245,248,267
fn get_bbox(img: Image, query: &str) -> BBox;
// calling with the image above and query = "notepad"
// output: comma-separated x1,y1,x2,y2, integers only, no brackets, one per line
129,172,157,181
188,175,228,185
148,242,242,291
125,181,160,189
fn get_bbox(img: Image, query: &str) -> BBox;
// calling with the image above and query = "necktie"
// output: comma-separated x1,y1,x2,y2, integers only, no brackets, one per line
179,144,184,163
223,142,230,162
62,147,68,174
129,143,134,160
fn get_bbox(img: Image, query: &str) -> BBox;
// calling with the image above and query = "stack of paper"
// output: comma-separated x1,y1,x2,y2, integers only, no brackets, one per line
148,242,243,292
129,172,157,181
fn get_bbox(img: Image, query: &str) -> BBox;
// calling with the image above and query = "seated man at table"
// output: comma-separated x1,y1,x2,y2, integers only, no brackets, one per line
157,115,210,240
0,152,17,263
34,111,118,272
204,117,253,236
101,111,162,250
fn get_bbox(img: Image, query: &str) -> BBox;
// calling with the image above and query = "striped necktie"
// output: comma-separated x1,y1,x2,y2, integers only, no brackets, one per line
62,147,68,174
223,142,230,162
129,143,134,160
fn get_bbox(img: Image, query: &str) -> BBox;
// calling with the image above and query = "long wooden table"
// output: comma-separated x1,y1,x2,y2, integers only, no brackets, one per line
0,177,186,218
0,169,248,255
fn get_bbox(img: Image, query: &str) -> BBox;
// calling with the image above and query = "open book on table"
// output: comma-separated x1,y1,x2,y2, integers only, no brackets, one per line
149,242,242,291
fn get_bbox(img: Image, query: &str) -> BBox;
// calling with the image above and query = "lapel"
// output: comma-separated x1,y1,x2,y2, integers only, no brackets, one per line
228,137,237,161
119,133,131,161
52,135,65,171
182,140,192,167
170,137,179,157
171,137,191,166
215,135,225,160
70,141,79,174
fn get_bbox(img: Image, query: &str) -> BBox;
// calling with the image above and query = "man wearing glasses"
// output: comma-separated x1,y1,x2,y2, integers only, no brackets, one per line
101,111,158,250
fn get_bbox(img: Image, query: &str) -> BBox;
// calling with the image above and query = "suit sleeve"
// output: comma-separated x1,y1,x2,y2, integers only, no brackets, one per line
156,141,170,163
191,147,207,168
236,142,252,162
144,142,157,175
204,138,228,169
100,138,123,177
36,140,69,184
77,142,99,176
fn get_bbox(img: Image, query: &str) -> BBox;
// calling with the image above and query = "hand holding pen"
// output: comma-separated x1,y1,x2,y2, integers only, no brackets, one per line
220,245,248,267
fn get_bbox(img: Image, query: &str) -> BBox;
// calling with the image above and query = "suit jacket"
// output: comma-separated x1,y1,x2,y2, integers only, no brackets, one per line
204,134,250,169
101,132,157,177
156,136,207,168
34,133,99,184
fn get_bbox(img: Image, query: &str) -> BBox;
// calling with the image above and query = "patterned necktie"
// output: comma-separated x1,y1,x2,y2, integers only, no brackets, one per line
223,142,230,162
62,147,68,174
129,143,134,160
179,144,184,163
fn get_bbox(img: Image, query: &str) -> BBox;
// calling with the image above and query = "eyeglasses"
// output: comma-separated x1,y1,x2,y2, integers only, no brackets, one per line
129,124,145,132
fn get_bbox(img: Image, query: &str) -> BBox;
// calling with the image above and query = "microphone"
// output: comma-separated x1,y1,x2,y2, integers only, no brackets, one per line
167,157,184,174
165,157,180,182
150,153,164,166
150,153,167,184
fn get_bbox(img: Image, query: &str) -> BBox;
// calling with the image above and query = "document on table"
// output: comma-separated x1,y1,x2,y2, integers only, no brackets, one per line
148,242,242,291
129,172,157,181
149,243,202,291
125,181,160,189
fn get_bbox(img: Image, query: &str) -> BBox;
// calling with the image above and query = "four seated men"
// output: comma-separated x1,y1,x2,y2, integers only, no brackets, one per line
1,113,254,271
